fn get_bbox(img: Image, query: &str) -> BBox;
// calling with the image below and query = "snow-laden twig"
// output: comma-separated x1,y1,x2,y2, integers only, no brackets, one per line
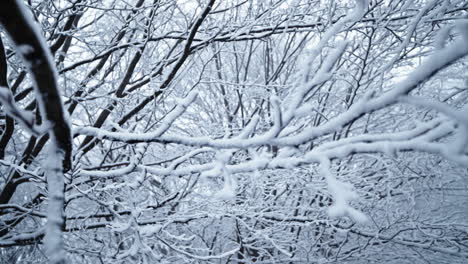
156,234,240,261
0,159,42,179
283,41,348,124
0,228,45,247
74,25,468,150
382,0,440,71
77,117,464,180
348,227,468,258
0,203,46,218
151,90,199,136
0,87,43,136
318,158,368,223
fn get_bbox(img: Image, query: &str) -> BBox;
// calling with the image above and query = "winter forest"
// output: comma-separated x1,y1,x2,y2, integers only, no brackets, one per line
0,0,467,263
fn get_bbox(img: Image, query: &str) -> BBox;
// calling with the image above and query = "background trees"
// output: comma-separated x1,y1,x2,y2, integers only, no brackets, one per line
0,0,467,263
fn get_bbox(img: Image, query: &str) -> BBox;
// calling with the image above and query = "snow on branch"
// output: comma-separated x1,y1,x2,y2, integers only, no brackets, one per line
0,1,73,263
0,86,42,135
0,0,72,171
73,20,468,180
318,158,368,223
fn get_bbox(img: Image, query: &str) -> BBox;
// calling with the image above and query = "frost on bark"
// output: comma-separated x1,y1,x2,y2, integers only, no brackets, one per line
0,0,72,263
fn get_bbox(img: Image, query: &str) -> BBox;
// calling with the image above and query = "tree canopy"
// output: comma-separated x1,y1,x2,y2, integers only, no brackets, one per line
0,0,467,263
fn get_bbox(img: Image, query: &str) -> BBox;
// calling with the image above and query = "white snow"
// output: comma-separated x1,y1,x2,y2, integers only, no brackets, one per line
17,44,34,55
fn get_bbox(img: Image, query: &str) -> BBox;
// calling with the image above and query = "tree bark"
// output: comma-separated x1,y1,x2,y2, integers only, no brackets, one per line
0,1,73,263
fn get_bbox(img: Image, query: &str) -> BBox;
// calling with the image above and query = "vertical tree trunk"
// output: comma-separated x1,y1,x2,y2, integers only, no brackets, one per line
0,1,72,263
